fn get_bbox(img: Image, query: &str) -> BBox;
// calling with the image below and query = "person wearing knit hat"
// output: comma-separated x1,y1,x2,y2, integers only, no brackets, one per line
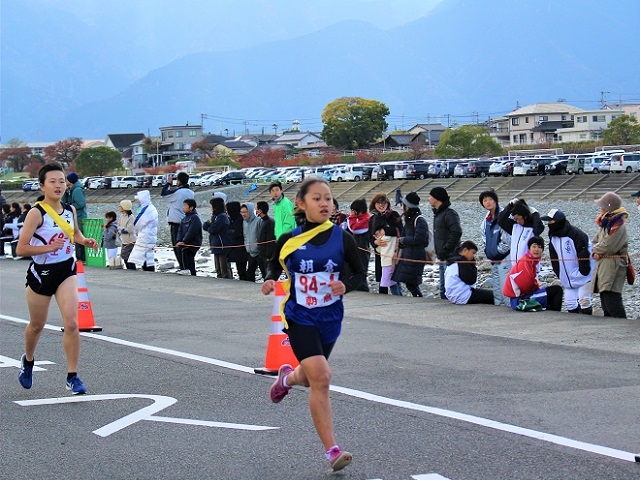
478,190,510,306
62,171,87,261
497,197,544,266
118,199,137,269
392,192,428,297
591,191,629,318
542,209,594,315
428,186,462,299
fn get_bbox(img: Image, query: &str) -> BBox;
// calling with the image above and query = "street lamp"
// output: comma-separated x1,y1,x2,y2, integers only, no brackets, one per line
272,124,277,135
224,128,229,138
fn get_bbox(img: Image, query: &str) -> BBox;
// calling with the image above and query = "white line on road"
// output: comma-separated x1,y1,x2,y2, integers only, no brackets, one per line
2,313,638,463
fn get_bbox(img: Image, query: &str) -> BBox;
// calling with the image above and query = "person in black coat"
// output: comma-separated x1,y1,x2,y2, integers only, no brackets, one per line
256,201,276,277
175,198,203,276
429,187,462,299
391,192,429,297
226,201,249,280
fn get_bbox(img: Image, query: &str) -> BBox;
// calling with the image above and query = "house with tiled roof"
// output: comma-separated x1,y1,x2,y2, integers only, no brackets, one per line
274,132,322,148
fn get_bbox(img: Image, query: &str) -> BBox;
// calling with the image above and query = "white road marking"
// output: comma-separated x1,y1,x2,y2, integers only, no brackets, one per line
15,394,278,437
0,354,55,371
412,474,451,480
2,313,638,462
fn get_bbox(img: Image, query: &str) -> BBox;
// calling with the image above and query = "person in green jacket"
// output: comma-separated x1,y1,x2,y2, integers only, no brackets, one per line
269,181,295,239
63,172,87,262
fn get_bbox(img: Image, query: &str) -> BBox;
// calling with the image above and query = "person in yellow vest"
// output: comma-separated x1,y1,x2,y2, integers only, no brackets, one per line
16,163,99,394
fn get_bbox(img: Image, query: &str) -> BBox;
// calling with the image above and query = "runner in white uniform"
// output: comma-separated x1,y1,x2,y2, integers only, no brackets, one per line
16,163,99,395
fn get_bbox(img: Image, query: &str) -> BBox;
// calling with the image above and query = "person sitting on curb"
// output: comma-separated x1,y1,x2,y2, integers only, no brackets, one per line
503,236,563,312
444,240,495,305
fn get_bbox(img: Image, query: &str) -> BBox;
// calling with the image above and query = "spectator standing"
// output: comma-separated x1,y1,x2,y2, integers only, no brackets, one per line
269,181,296,239
541,209,594,315
368,192,402,295
175,198,203,276
478,190,511,306
392,192,429,297
240,202,263,282
227,201,249,280
7,202,21,258
445,240,495,305
429,187,462,299
345,198,371,276
101,211,119,269
161,172,194,271
118,199,137,270
256,201,276,278
128,190,158,272
330,198,347,227
203,196,232,279
503,236,563,311
0,187,6,207
1,203,12,257
395,188,403,206
498,198,544,265
591,192,629,318
62,172,87,262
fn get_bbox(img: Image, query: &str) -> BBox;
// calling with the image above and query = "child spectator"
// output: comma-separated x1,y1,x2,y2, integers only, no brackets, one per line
118,199,137,270
102,211,119,269
503,236,563,311
8,202,22,258
0,203,10,257
541,209,594,315
175,198,203,276
498,198,544,265
445,240,495,305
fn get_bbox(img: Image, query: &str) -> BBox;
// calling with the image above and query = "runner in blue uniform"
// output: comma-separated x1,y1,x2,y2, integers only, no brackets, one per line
262,176,365,472
16,163,99,394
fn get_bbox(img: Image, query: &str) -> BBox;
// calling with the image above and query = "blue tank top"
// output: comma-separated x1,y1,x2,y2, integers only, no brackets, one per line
284,224,345,343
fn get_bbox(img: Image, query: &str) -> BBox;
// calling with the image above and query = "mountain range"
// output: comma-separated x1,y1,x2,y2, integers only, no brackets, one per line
2,0,639,142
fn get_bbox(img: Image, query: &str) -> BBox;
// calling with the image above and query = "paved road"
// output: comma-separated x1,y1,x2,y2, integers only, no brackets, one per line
1,260,639,479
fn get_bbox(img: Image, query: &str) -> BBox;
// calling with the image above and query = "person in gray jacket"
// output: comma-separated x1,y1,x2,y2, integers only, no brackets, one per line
161,172,194,271
241,202,263,282
429,187,462,299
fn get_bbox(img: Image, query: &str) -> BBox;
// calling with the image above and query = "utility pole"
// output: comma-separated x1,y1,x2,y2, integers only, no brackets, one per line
600,91,610,109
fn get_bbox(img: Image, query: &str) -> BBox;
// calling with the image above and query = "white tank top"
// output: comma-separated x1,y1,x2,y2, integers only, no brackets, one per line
29,203,75,265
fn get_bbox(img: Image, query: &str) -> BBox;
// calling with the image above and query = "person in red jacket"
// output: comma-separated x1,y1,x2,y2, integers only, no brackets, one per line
503,236,563,311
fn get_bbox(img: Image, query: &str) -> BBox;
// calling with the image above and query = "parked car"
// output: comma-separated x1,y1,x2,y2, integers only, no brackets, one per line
117,176,138,188
462,159,492,177
545,159,568,175
394,162,431,180
212,171,246,185
331,165,365,182
88,178,105,189
598,160,611,173
609,153,640,173
371,163,397,181
583,156,604,174
22,179,38,191
453,163,469,177
151,175,165,187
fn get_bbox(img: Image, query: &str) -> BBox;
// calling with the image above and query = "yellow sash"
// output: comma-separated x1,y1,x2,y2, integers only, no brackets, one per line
278,220,334,326
36,201,75,243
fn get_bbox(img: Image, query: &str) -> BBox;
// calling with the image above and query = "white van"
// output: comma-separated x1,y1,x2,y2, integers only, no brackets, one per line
609,153,640,173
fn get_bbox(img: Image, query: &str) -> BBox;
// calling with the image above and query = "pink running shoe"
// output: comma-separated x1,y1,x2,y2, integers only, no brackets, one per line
326,446,352,472
269,364,294,403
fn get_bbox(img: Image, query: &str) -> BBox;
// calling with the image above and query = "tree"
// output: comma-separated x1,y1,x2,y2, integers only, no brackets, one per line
240,147,287,168
0,138,32,172
43,138,84,167
74,146,122,176
191,139,217,161
603,114,640,145
25,155,46,177
408,139,432,160
321,97,389,149
434,124,503,158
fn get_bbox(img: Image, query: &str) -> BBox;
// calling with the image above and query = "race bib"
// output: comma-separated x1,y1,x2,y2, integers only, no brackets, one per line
294,271,340,309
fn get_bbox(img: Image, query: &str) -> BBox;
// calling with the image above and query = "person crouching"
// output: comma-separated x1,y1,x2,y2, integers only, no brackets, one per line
444,240,494,305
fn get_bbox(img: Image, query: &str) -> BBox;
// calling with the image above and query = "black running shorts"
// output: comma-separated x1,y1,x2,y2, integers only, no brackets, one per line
284,320,335,362
25,258,76,296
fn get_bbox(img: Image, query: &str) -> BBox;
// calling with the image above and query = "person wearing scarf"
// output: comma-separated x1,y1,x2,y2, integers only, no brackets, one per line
345,198,371,281
591,192,628,318
368,192,403,295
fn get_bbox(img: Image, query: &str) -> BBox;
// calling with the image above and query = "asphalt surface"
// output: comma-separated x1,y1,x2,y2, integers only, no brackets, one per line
1,260,640,480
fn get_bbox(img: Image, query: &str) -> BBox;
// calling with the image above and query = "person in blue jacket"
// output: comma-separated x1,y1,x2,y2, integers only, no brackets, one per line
479,190,511,306
175,198,202,276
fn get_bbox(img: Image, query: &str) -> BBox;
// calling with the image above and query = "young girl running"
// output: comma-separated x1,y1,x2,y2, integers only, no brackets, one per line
262,177,365,472
16,163,99,394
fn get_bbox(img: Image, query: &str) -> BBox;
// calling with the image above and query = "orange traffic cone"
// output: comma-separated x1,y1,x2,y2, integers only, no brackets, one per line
254,280,299,375
63,261,102,332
